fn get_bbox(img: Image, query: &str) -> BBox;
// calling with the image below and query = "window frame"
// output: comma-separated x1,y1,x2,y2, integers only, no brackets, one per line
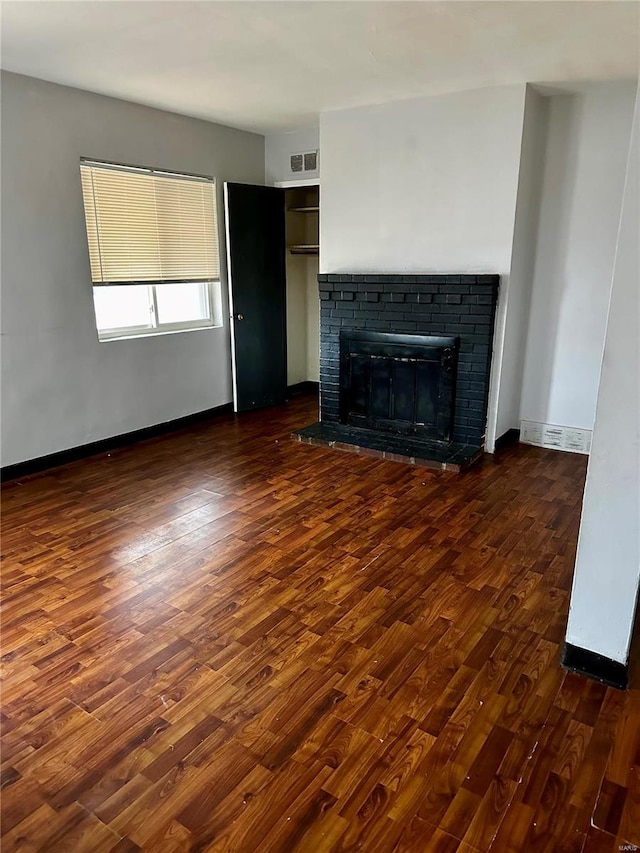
80,157,224,342
94,280,222,342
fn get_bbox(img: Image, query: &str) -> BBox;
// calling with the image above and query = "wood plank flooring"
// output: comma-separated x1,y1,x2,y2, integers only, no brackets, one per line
2,394,638,852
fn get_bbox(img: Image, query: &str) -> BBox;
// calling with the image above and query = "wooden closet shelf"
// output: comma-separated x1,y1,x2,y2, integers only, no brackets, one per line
289,244,319,255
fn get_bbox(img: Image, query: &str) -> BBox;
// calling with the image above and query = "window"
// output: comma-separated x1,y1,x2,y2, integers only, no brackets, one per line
80,159,223,340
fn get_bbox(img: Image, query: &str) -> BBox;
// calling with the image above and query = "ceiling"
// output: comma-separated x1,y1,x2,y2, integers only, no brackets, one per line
1,1,638,134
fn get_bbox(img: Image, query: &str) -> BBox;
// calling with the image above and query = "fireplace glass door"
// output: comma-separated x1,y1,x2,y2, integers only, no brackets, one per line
339,331,459,441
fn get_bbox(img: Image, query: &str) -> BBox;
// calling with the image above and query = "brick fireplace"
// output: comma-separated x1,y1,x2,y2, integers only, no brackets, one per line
294,273,499,470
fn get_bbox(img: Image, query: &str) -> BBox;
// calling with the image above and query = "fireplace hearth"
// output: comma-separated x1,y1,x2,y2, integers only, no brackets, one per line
293,273,499,472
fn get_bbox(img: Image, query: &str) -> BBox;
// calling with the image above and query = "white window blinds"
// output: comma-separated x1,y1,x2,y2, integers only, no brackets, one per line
80,161,220,285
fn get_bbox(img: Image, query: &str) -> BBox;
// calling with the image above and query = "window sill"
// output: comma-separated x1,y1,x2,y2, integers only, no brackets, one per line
98,322,223,343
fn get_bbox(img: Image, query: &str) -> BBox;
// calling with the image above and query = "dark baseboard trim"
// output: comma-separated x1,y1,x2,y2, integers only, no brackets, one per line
287,381,319,398
1,402,234,483
561,642,629,690
494,428,521,452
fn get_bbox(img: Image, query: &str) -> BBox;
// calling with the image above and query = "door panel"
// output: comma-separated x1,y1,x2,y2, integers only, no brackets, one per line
224,182,286,412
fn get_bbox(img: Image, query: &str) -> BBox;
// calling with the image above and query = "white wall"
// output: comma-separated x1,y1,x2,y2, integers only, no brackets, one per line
489,87,548,447
319,86,526,275
565,85,639,665
319,85,528,446
519,82,636,432
265,127,319,185
1,71,264,466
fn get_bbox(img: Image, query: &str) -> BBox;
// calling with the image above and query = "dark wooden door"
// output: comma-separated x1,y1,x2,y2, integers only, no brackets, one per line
224,183,286,412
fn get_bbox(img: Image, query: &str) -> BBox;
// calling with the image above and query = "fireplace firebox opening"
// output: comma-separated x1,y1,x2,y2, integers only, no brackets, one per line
339,330,459,441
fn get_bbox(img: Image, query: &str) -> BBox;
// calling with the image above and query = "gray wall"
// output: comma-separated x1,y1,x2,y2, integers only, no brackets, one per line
1,72,264,466
265,127,319,185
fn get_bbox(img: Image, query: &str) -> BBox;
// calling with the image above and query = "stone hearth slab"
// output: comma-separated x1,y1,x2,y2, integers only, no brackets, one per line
292,422,482,472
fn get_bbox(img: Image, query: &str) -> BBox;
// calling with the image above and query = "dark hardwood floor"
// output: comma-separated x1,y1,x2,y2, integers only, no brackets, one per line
1,394,638,852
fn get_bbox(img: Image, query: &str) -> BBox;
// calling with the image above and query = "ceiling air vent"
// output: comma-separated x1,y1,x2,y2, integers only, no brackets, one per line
290,150,318,174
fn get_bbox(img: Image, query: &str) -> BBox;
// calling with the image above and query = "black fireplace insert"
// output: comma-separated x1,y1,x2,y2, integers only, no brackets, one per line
339,330,459,441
